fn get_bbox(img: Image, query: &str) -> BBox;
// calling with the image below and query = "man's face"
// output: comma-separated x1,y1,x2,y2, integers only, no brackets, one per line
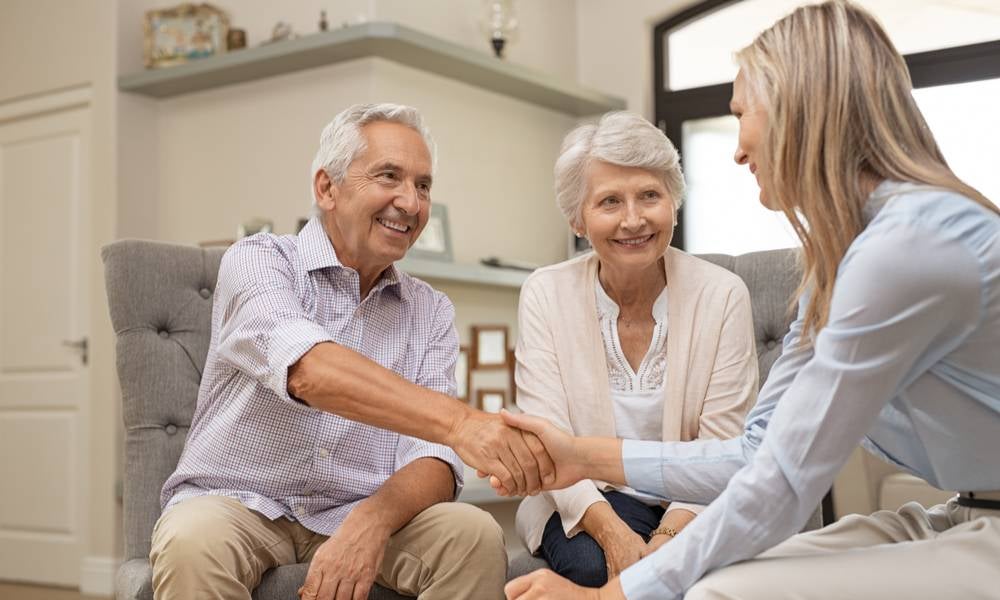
317,121,433,274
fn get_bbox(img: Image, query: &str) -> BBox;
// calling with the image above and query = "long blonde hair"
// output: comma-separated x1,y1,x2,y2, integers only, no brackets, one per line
735,0,997,342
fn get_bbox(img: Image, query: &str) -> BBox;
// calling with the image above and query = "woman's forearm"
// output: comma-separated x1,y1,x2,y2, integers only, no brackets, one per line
574,436,627,486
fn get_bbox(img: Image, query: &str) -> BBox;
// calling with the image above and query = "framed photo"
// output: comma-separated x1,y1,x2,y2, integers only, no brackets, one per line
471,325,509,370
456,346,470,402
477,389,507,414
144,3,230,69
409,204,453,262
507,348,517,405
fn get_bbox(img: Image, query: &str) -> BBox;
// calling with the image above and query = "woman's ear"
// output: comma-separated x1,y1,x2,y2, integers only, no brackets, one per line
313,169,336,211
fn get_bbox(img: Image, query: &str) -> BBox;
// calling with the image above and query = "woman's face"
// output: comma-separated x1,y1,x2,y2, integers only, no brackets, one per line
577,160,675,275
731,70,775,210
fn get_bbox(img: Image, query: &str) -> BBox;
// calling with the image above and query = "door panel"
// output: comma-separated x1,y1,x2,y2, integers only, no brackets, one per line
0,102,90,586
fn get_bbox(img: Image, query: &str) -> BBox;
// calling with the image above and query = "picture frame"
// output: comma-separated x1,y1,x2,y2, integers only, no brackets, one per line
144,3,230,69
456,346,471,402
477,389,507,414
409,204,453,262
507,348,517,405
471,325,509,370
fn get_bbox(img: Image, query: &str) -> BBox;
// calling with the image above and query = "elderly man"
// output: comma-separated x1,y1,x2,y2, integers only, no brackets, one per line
149,103,552,600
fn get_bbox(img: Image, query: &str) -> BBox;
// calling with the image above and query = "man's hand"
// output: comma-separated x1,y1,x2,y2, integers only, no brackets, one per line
446,407,555,496
298,516,390,600
486,410,586,495
504,569,626,600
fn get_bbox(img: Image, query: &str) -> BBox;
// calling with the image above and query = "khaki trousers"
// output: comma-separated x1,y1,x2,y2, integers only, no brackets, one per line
149,495,506,600
686,498,1000,599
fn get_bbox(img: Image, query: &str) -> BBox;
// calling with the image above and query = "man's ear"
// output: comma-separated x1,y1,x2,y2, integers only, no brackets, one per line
313,169,337,211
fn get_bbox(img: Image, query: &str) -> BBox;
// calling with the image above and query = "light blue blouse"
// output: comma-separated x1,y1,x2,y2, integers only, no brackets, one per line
619,180,1000,599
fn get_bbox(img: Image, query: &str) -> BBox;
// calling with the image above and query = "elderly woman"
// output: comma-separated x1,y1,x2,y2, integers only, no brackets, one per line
513,111,759,587
504,2,1000,599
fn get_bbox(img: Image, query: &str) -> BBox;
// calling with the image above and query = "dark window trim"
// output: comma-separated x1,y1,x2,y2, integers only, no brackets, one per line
653,0,1000,250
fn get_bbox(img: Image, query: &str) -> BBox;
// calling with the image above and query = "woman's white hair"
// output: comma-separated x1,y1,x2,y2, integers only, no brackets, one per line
554,111,684,229
310,103,436,206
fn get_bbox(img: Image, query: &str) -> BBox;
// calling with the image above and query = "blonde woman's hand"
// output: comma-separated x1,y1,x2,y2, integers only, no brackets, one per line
481,410,585,495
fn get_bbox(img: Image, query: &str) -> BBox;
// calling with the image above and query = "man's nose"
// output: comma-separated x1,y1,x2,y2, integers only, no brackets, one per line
395,182,419,214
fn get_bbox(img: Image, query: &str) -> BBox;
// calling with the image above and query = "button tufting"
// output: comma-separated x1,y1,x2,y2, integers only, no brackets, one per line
766,340,777,350
159,330,169,339
200,288,211,299
165,424,178,435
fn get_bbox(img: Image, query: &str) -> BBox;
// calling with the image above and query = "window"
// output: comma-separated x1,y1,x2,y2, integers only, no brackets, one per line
656,0,1000,253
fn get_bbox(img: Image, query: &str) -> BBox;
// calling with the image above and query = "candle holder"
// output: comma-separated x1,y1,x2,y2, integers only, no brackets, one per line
480,0,518,59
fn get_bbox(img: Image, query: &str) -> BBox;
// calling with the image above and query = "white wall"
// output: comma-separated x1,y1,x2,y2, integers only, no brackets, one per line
575,0,697,117
0,0,121,589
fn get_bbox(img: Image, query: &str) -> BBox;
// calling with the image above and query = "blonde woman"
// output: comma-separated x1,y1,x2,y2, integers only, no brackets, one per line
501,2,1000,599
512,111,758,588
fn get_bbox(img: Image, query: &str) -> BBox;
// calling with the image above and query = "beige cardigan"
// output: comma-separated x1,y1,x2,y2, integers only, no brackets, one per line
514,248,758,553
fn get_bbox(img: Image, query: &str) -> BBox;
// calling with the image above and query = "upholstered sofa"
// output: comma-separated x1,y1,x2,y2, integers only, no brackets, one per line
103,240,816,600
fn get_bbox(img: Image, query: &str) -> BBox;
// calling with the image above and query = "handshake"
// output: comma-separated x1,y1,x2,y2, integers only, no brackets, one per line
444,409,621,498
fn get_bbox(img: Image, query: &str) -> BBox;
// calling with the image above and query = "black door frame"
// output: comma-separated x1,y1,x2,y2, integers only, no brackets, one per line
653,0,1000,250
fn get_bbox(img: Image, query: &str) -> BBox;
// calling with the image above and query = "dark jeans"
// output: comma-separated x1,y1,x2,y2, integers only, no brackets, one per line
539,491,665,587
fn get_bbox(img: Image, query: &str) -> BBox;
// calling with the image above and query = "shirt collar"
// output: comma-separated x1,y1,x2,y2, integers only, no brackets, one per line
863,179,942,224
298,216,405,297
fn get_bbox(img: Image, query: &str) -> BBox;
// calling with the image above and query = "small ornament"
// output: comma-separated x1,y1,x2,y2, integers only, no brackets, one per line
319,10,328,31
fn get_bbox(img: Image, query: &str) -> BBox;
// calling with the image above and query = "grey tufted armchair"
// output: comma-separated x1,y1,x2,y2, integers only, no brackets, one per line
103,239,817,597
102,240,411,600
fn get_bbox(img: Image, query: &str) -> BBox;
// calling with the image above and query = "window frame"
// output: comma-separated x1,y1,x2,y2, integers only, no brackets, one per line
654,0,1000,250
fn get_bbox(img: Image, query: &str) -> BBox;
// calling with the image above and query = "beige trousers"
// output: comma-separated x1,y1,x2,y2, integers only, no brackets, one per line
149,495,506,600
686,499,1000,599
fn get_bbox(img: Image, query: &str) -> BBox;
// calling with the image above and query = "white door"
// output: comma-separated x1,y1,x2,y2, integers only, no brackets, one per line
0,94,91,586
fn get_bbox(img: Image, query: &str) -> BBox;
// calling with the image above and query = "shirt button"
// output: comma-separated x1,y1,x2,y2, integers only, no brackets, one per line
295,506,306,517
318,448,329,459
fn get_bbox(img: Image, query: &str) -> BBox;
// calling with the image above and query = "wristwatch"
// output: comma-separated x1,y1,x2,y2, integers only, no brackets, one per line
650,525,678,538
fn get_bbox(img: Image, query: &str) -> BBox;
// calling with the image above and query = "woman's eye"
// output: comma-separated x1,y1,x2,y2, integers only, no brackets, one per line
600,196,619,206
644,190,660,200
379,171,398,181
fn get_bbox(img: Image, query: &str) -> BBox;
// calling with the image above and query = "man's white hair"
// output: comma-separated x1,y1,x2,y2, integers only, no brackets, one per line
554,111,685,229
310,103,436,208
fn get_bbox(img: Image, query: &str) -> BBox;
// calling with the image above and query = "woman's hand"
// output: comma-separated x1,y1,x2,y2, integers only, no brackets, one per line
481,410,586,495
598,527,648,579
582,502,647,579
645,532,673,554
505,569,626,600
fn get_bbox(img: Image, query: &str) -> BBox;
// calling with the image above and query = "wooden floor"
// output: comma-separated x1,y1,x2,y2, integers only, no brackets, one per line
0,583,109,600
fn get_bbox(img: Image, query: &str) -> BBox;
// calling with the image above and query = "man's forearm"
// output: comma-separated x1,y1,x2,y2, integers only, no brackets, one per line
348,457,456,535
288,341,469,445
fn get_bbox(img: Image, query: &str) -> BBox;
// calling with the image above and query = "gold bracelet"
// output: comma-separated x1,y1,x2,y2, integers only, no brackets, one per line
650,525,678,538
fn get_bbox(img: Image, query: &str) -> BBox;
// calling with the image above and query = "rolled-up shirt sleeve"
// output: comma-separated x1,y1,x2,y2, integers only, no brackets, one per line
619,225,982,599
214,236,335,405
396,293,465,497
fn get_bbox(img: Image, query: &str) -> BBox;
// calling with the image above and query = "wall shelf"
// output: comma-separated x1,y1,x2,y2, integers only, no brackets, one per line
118,22,625,116
398,257,529,289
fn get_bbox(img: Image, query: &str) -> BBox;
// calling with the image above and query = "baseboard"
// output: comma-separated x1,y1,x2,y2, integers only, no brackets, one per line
80,555,119,596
